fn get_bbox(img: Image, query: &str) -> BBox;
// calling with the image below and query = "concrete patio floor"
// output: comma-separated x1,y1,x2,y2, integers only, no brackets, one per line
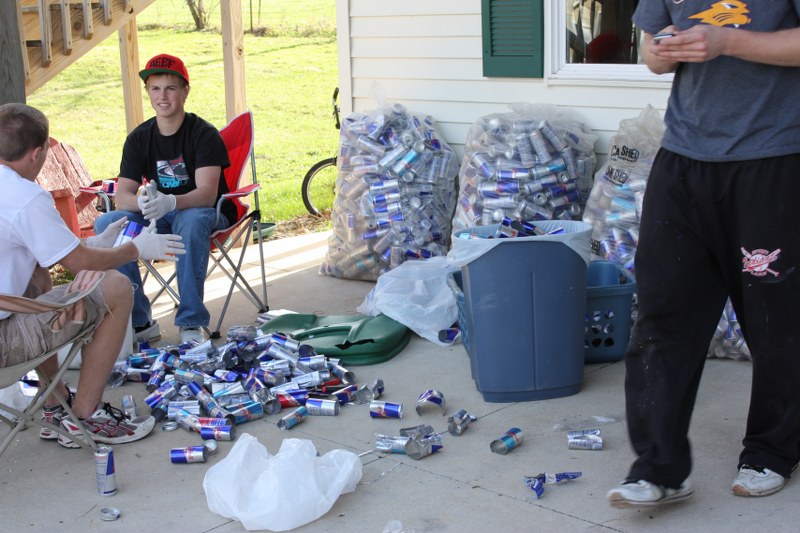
1,230,794,532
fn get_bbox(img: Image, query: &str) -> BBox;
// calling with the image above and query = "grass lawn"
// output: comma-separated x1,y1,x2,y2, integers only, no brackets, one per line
27,0,338,224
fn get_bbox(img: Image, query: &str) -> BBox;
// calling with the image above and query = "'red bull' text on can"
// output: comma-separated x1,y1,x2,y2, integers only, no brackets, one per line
170,446,208,464
95,446,117,496
369,400,403,419
276,389,308,407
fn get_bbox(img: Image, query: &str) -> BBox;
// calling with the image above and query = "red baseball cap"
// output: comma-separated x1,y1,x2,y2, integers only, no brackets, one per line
139,53,189,84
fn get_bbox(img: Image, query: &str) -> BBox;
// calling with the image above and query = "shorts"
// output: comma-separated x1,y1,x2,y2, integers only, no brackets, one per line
0,282,107,368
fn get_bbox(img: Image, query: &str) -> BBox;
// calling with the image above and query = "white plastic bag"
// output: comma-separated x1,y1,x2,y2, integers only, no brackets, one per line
203,434,362,531
357,256,458,346
0,382,32,420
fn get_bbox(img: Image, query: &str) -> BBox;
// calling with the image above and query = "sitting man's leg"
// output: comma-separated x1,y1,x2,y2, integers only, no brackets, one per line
164,207,229,343
33,270,155,448
94,211,159,342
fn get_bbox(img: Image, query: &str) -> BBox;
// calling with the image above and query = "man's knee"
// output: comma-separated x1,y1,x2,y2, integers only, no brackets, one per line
173,208,216,237
101,270,133,310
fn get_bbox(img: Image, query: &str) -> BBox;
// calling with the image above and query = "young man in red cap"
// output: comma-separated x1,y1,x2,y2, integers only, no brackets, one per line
94,53,235,345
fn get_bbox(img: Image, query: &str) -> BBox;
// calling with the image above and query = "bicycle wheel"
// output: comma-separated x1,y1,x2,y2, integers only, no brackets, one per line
302,157,338,216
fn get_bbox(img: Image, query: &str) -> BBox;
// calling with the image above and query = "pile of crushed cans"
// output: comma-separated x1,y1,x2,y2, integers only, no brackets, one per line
108,317,595,500
111,321,484,464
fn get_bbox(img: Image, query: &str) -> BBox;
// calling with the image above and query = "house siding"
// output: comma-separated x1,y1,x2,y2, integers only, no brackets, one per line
338,0,671,161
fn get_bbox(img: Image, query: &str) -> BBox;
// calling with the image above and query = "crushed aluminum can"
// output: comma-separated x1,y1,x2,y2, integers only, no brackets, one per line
328,361,356,385
567,429,603,450
524,471,582,499
399,424,436,440
100,508,120,521
375,433,442,460
415,389,446,416
447,409,477,436
355,378,385,404
490,427,523,455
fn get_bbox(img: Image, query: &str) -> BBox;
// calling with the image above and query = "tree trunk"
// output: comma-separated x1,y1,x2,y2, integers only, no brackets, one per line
186,0,207,31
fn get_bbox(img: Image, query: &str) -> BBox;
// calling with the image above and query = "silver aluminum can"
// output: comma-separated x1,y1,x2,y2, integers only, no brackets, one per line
95,446,117,496
305,398,340,416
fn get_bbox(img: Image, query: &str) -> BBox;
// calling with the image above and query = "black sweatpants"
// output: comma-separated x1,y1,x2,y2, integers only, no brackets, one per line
625,149,800,488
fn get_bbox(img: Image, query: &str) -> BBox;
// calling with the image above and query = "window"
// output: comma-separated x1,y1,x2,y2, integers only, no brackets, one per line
551,0,669,83
481,0,670,83
567,0,639,64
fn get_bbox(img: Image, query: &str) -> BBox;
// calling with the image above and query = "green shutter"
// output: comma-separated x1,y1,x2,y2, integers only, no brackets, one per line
482,0,544,78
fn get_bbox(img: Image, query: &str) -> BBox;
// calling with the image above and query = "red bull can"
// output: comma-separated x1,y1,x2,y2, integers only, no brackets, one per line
170,446,208,464
277,406,309,430
490,427,523,455
277,389,308,407
199,425,237,441
95,446,117,496
305,398,340,416
369,400,403,419
113,221,144,247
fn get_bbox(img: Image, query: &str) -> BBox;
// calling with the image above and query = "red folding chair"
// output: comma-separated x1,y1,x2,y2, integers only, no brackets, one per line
141,111,269,338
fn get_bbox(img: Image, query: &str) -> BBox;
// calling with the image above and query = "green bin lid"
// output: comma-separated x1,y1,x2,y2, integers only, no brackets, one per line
259,313,410,366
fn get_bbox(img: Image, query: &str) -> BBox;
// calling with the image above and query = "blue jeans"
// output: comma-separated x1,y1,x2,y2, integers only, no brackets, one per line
94,208,230,329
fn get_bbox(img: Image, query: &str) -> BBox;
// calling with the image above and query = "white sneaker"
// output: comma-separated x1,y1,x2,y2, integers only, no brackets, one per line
732,465,787,497
179,327,207,344
134,320,161,343
607,479,693,509
58,403,156,449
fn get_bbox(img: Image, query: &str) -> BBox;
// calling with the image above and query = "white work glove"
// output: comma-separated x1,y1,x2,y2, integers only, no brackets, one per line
140,189,177,221
85,217,128,248
132,231,186,262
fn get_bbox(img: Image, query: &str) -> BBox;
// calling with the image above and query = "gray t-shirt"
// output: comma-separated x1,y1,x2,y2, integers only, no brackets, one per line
634,0,800,162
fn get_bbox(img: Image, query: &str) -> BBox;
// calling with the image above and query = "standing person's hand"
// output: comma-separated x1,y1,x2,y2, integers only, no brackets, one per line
140,189,177,221
85,217,128,248
132,232,185,261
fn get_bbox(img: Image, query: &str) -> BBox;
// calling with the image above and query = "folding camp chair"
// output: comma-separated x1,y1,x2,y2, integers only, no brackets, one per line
141,111,269,338
0,289,101,457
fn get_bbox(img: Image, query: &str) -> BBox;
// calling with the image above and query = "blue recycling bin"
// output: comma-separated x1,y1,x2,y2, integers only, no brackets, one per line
451,221,592,402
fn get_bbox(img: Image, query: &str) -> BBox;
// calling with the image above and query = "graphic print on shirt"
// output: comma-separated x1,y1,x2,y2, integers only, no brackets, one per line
741,247,781,278
689,1,751,27
156,155,189,189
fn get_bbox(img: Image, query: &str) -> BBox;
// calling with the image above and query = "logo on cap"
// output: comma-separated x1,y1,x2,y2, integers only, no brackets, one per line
139,54,189,84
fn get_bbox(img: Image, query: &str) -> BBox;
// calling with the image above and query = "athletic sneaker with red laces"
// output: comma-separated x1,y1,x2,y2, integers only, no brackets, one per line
58,402,155,449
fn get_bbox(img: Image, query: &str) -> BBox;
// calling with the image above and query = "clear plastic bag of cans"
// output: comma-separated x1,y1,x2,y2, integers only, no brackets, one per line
451,103,597,233
320,102,459,281
582,105,665,272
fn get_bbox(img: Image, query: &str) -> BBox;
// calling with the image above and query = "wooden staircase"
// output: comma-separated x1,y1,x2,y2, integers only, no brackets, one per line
17,0,155,96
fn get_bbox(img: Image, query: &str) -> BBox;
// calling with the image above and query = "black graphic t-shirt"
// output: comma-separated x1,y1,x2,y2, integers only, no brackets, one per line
120,113,235,224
